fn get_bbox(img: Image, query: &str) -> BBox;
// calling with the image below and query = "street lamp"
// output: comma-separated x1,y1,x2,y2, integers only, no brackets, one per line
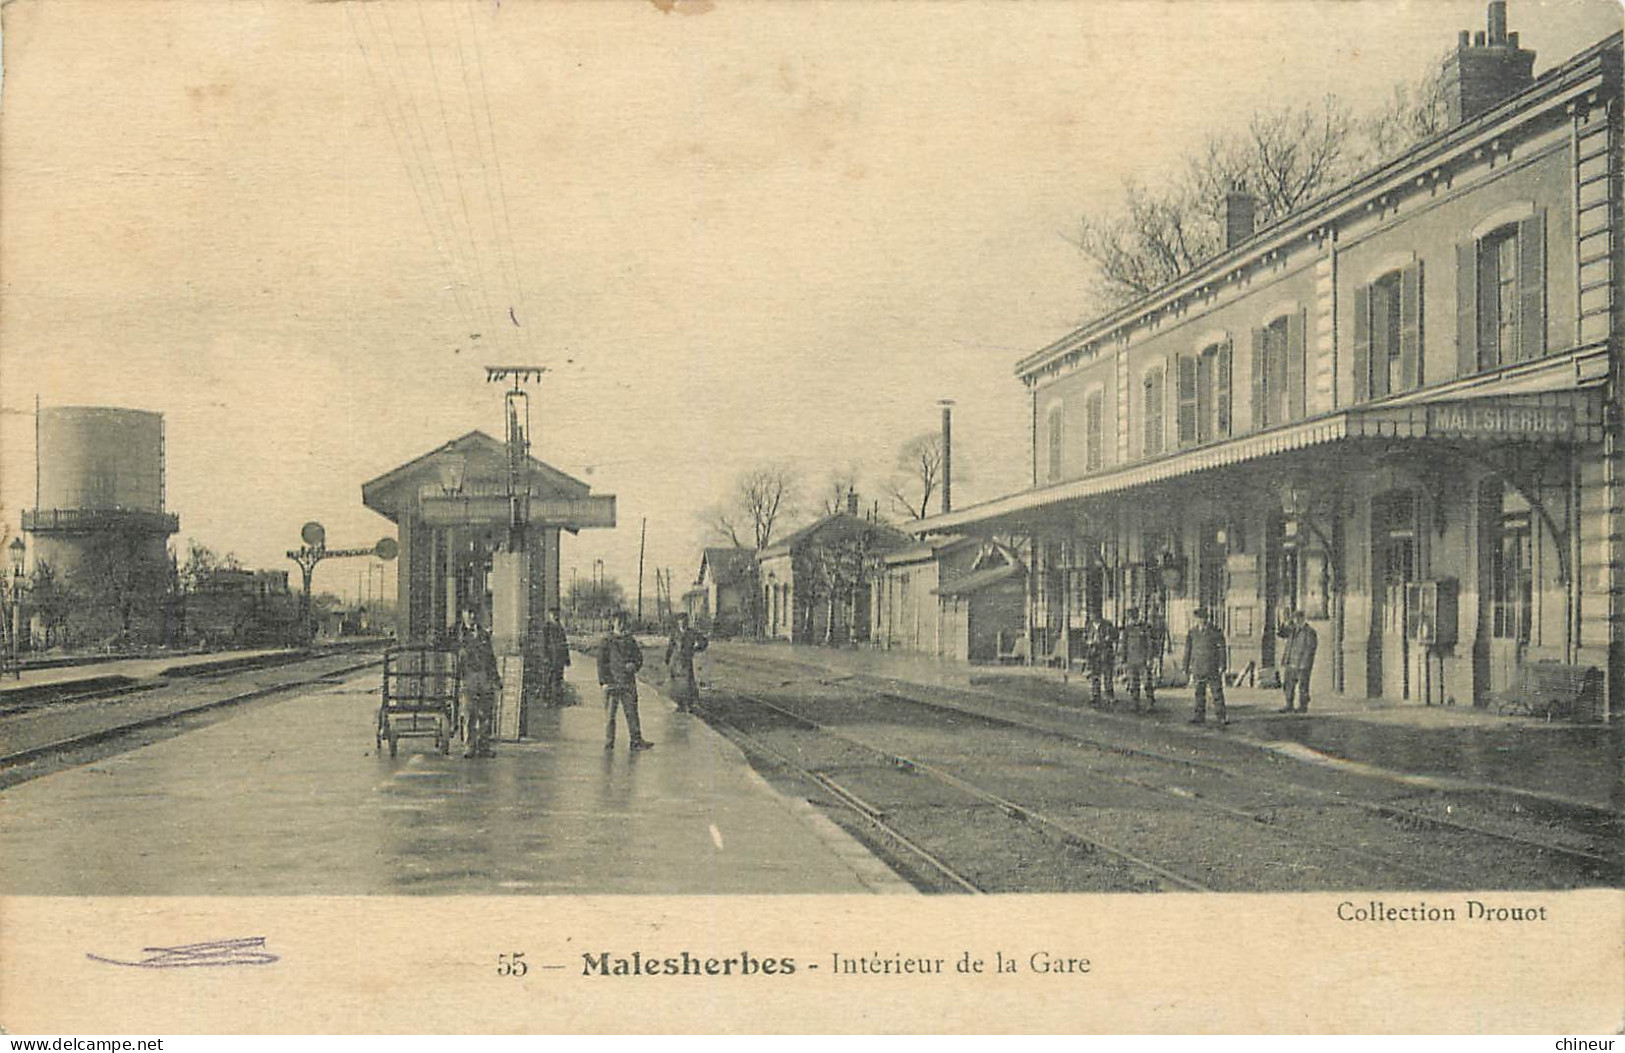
3,537,25,672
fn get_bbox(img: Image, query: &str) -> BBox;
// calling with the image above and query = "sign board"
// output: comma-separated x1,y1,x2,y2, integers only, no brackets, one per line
496,655,524,742
1425,401,1576,441
417,494,616,529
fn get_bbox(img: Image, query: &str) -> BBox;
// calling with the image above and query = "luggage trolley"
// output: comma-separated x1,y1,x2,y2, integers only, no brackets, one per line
377,644,461,757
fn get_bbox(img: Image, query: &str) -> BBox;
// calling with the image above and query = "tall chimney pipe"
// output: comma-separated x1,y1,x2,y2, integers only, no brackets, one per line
939,399,955,515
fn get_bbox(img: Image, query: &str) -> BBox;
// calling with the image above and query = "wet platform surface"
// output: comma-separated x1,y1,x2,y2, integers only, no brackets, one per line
710,641,1622,812
0,659,908,895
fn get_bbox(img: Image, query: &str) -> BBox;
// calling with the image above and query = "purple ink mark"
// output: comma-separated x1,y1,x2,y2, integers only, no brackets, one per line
88,937,279,968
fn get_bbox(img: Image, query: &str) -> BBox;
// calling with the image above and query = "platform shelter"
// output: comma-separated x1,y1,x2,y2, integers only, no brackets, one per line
362,430,615,648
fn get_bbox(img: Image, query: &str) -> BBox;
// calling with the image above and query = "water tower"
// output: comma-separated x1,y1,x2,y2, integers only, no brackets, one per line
22,406,180,639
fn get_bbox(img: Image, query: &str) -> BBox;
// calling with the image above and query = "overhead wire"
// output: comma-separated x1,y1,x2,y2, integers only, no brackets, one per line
350,1,483,347
373,0,496,350
461,0,537,360
446,0,527,361
411,0,508,359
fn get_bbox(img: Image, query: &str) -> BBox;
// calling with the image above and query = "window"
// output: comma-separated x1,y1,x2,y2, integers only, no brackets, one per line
1251,311,1306,429
1142,367,1165,457
1084,390,1104,472
1177,340,1231,447
1046,404,1064,482
1353,263,1422,401
1457,210,1546,374
1490,510,1532,643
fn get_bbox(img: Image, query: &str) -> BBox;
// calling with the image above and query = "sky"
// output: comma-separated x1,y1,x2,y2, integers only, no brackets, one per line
1,0,1619,608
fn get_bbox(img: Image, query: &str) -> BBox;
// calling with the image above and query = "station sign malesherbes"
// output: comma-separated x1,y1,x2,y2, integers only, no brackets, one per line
1424,400,1576,442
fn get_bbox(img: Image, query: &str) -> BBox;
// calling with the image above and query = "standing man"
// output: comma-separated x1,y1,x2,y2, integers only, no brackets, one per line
664,612,709,713
1277,608,1319,713
457,607,500,758
1183,607,1228,726
540,607,571,707
1085,611,1117,708
1120,607,1158,713
597,610,653,751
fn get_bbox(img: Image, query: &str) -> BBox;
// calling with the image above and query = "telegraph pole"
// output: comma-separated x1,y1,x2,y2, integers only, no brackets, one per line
637,518,647,622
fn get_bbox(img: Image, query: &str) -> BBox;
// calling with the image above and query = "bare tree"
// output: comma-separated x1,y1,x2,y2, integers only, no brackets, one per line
1075,76,1445,308
1357,60,1451,167
887,432,951,520
709,464,799,550
818,463,863,517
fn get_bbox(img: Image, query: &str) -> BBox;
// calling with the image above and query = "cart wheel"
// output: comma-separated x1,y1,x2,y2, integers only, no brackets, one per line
387,729,398,757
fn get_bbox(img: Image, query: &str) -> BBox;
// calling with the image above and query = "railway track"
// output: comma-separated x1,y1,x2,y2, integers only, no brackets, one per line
0,649,386,774
704,649,1620,889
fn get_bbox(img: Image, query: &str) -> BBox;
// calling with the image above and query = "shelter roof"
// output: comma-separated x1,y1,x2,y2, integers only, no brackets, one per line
361,431,592,522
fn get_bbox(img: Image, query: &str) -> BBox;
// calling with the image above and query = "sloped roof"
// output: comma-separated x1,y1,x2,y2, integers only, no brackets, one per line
936,561,1024,598
758,513,913,559
884,535,978,565
700,547,756,585
362,431,592,518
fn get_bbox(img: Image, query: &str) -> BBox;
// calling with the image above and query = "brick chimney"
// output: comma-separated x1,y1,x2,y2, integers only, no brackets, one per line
1442,2,1536,126
1223,185,1256,250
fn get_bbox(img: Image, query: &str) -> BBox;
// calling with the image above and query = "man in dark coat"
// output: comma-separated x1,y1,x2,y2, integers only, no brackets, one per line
457,608,500,758
1085,613,1117,707
1183,606,1228,726
539,608,571,707
664,612,709,713
1276,608,1319,713
1120,607,1158,712
597,611,652,751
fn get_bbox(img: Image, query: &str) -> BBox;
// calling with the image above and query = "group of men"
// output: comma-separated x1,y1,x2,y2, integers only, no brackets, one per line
1069,604,1320,728
450,605,711,758
449,600,1318,757
595,610,710,751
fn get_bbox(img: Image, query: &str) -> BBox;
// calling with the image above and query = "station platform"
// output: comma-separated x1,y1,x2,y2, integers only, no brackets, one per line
0,647,291,695
0,653,910,896
705,641,1621,813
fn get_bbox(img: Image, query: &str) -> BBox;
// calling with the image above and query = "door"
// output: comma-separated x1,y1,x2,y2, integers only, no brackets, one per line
1198,520,1228,620
1370,492,1417,700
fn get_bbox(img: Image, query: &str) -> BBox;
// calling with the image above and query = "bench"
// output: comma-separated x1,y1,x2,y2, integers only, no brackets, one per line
1491,661,1604,723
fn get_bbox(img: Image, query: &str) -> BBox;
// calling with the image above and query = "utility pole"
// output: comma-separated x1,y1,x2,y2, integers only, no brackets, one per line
637,518,647,622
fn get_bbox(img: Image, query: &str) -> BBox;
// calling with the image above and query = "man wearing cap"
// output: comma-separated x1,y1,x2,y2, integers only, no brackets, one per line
1183,607,1228,726
1277,608,1319,713
597,610,653,751
1120,607,1158,712
539,608,571,707
457,607,500,758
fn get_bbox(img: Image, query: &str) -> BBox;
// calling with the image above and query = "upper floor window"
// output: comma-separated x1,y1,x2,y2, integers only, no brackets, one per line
1142,367,1165,458
1084,390,1104,472
1046,403,1064,483
1177,340,1231,447
1353,262,1423,402
1457,209,1546,374
1252,309,1306,429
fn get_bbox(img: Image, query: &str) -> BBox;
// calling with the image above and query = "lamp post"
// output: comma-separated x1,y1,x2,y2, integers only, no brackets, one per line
3,537,25,675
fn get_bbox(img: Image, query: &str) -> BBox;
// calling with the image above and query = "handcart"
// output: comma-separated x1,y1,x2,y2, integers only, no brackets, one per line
377,644,460,757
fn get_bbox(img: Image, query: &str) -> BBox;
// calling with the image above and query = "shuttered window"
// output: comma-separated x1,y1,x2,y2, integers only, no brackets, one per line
1084,390,1104,472
1354,264,1423,401
1177,340,1232,448
1046,404,1064,483
1142,367,1165,457
1458,210,1546,375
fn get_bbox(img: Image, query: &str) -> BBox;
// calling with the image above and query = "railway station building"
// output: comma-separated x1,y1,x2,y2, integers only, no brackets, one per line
911,9,1622,718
